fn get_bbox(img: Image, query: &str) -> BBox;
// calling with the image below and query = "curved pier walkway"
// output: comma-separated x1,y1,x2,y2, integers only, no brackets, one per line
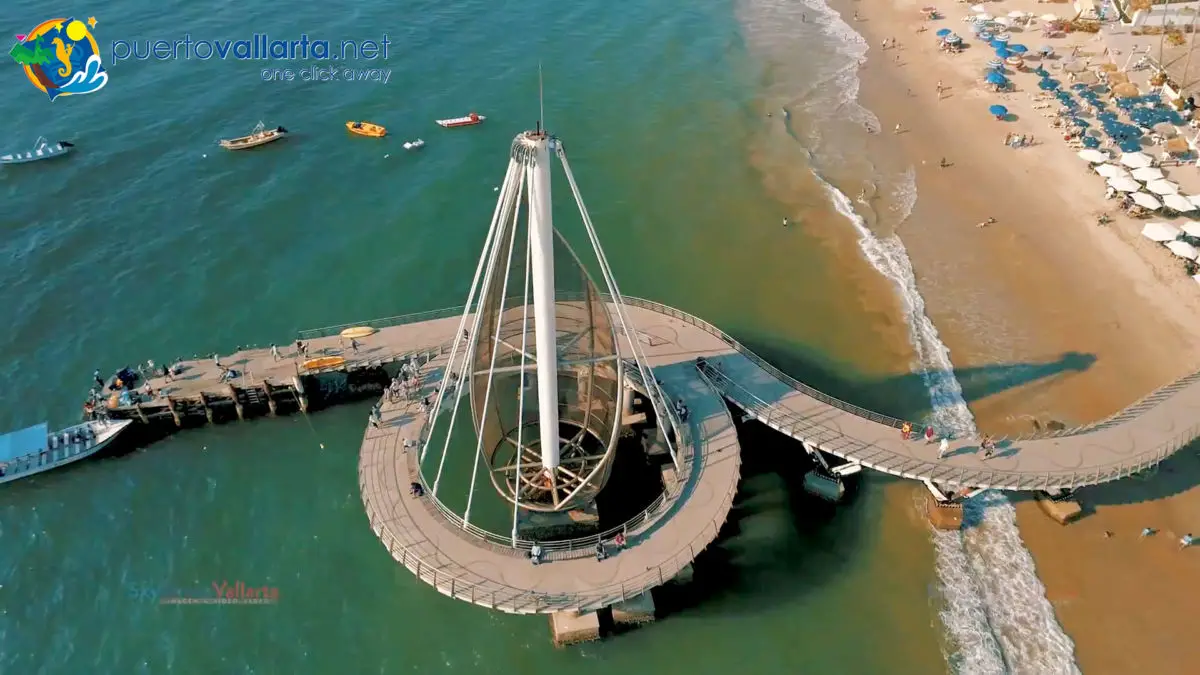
358,304,742,613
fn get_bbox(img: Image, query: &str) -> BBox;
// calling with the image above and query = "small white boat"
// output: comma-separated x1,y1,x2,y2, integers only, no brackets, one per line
0,137,74,165
435,112,485,128
403,138,425,150
219,121,289,150
0,419,133,484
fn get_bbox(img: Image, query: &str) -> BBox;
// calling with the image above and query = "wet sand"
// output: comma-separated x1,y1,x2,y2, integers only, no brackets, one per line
836,0,1200,671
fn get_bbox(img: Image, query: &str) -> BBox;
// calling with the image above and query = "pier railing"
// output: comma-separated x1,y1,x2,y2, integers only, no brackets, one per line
404,361,699,560
699,360,1194,491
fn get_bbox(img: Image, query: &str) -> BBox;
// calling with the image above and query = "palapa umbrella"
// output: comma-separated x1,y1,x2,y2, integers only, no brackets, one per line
1166,137,1190,155
1131,166,1164,181
1165,240,1199,260
1108,177,1141,192
1163,194,1196,212
1074,71,1099,86
1099,63,1119,72
1107,71,1129,84
1119,152,1153,168
1141,221,1181,242
1112,82,1140,99
1039,45,1054,56
936,28,953,37
1006,56,1024,67
1131,192,1163,210
1062,60,1087,73
1182,222,1200,236
1095,163,1129,178
1146,179,1180,195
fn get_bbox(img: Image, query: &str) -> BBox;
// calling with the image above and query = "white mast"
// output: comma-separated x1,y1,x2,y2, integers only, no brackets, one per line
526,130,560,470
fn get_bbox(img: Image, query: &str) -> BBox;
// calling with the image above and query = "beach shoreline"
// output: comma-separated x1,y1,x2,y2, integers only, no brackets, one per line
831,0,1200,671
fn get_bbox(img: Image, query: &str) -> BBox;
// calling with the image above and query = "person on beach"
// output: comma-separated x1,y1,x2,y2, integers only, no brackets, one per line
901,421,913,440
977,217,996,228
939,157,949,168
936,80,944,96
938,437,950,459
783,217,789,227
1141,527,1155,537
270,344,280,361
1181,533,1194,550
894,123,902,134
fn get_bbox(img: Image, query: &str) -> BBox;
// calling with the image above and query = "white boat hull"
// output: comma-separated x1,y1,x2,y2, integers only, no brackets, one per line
0,419,132,484
0,143,72,164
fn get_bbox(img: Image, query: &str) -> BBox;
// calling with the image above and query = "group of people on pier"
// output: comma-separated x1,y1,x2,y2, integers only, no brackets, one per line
900,421,998,460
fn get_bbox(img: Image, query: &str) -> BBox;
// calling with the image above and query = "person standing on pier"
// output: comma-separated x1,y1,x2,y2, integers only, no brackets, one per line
924,426,935,443
213,353,222,370
350,338,360,353
938,437,950,459
901,421,913,440
270,344,280,361
160,364,172,381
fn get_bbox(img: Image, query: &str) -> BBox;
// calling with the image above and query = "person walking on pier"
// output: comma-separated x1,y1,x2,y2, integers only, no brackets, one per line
924,425,935,443
349,338,360,353
981,435,995,459
901,421,913,440
370,404,382,429
938,437,950,459
271,344,280,361
160,364,172,382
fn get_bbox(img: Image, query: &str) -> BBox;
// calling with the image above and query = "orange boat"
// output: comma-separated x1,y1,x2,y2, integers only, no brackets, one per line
347,121,387,137
435,112,485,128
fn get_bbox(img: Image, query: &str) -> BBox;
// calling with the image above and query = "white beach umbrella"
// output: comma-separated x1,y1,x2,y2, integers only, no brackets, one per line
1131,166,1164,181
1142,221,1181,241
1095,164,1130,179
1120,152,1154,168
1108,177,1141,192
1192,273,1200,287
1165,240,1199,260
1146,179,1180,195
1078,149,1109,163
1164,194,1196,212
1132,192,1163,210
977,13,994,21
1187,194,1200,208
1181,222,1200,236
1009,10,1028,18
994,32,1012,41
971,4,986,11
1041,13,1059,21
994,17,1013,27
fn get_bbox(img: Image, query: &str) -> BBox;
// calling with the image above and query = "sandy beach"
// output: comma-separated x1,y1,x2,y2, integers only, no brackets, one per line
831,0,1200,670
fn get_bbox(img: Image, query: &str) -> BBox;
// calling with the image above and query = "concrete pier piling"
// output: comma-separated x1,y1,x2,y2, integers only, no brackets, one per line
550,611,601,647
610,592,656,628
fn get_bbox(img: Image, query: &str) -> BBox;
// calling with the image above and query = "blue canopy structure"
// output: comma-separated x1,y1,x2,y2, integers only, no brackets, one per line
1081,136,1101,148
0,423,48,463
990,39,1007,49
995,47,1012,58
989,104,1008,116
986,72,1008,85
1038,78,1061,90
1071,118,1090,128
1118,139,1143,153
1007,44,1028,54
1071,82,1089,91
1034,67,1049,77
937,28,953,37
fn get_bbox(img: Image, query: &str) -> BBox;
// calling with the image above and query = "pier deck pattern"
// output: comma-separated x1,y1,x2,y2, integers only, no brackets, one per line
358,305,742,613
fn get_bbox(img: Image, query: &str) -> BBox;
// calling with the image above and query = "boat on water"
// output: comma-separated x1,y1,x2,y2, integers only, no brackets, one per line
436,112,485,128
403,139,425,150
0,419,133,484
347,121,386,137
0,137,74,165
219,122,288,150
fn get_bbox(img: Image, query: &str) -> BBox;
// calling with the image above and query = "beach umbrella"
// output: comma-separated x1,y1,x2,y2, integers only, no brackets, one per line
1039,45,1054,56
1131,192,1163,210
971,3,986,11
1071,82,1089,91
1007,43,1028,54
1131,167,1164,181
946,35,963,45
995,47,1012,59
1164,194,1196,212
1041,13,1059,21
936,28,953,37
995,32,1012,41
1146,179,1179,195
1006,56,1024,67
1119,152,1154,168
1075,71,1099,86
1009,10,1028,18
1062,60,1087,73
1081,136,1101,148
988,104,1008,117
990,39,1006,49
1112,83,1140,98
1108,177,1141,192
1182,222,1200,236
1118,139,1144,153
1034,66,1049,77
1141,221,1181,242
987,58,1004,69
1078,149,1110,163
986,72,1008,85
1153,122,1178,138
1094,164,1129,179
1038,78,1060,90
978,30,994,40
994,17,1013,27
977,13,994,21
1187,194,1200,208
1165,240,1199,260
1166,137,1190,155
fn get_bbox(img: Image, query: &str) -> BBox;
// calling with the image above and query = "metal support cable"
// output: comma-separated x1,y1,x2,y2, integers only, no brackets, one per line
511,214,532,545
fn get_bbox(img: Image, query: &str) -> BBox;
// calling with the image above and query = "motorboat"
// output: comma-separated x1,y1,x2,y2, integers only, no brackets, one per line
0,137,74,164
0,419,133,484
402,138,425,150
219,122,288,150
347,121,386,137
435,112,485,128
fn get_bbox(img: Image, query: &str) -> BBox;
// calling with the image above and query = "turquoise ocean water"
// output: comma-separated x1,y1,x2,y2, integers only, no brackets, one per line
0,0,964,672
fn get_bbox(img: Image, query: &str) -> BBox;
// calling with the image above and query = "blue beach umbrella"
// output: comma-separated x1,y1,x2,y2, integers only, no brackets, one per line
937,28,953,37
995,47,1012,59
1071,82,1089,91
1034,67,1049,77
990,39,1007,49
1118,139,1143,153
986,72,1008,85
1071,118,1090,128
1007,43,1028,54
1081,136,1101,148
1039,78,1061,91
989,104,1008,117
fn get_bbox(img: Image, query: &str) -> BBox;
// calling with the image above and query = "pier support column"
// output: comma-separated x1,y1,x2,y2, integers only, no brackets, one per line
672,563,694,585
801,440,833,473
549,610,600,647
166,396,182,427
199,393,214,424
263,382,278,416
292,376,309,413
227,384,245,421
610,592,657,628
134,402,148,424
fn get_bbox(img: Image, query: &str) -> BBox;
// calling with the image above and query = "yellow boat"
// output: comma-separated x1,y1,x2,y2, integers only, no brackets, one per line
340,326,378,339
347,121,386,138
303,356,346,370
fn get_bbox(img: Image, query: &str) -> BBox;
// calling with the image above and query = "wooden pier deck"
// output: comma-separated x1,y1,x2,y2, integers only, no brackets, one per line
358,304,743,613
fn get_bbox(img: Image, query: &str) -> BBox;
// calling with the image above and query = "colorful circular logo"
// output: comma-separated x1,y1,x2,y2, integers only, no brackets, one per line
9,17,108,101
